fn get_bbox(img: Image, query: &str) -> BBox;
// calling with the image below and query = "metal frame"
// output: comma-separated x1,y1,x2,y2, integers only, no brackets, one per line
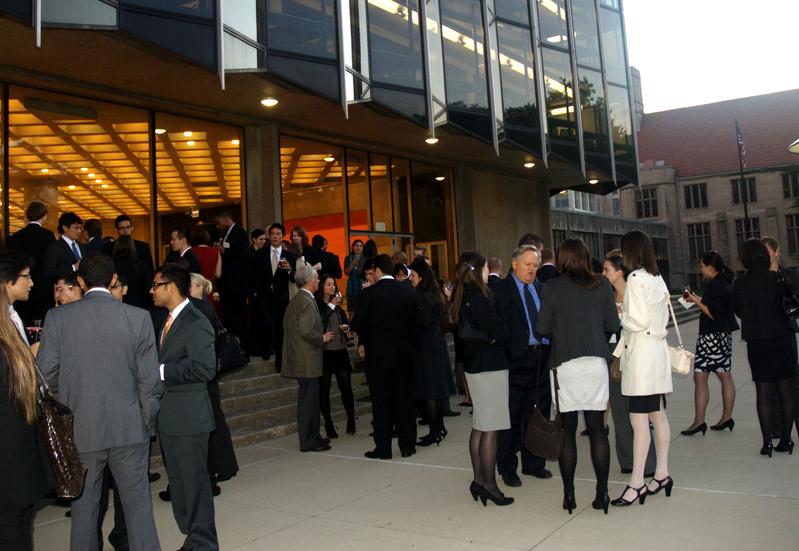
528,0,549,168
617,0,640,185
34,0,41,47
481,0,500,155
216,0,225,90
593,0,617,185
335,0,349,118
565,0,586,178
2,82,9,239
419,0,435,139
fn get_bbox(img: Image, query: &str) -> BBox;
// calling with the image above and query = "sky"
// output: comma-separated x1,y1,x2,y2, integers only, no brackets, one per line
623,0,799,113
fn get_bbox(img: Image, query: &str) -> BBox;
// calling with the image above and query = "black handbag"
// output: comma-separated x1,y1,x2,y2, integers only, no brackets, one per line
457,302,492,343
215,326,249,374
524,355,564,461
34,365,87,499
776,269,799,320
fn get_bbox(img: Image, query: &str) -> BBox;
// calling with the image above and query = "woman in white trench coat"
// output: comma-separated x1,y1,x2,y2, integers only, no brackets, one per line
611,230,674,507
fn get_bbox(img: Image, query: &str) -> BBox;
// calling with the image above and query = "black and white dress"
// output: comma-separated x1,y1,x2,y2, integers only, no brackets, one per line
694,275,738,373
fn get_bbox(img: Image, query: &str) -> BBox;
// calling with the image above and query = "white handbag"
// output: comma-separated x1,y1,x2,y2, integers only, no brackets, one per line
666,295,695,375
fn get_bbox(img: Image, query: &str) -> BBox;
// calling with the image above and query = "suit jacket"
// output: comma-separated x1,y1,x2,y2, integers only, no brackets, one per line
85,237,105,253
488,274,501,284
6,223,56,323
42,237,84,282
350,277,420,370
492,274,545,365
733,266,796,341
281,290,324,379
250,247,296,305
103,239,154,271
322,251,343,279
536,264,558,284
165,247,202,274
219,224,250,294
156,301,216,436
459,284,510,374
37,291,163,453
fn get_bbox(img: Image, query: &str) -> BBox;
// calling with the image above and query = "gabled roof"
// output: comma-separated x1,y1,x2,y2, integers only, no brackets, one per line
637,88,799,178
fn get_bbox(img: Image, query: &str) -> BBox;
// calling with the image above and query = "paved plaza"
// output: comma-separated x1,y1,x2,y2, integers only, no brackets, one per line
33,319,799,550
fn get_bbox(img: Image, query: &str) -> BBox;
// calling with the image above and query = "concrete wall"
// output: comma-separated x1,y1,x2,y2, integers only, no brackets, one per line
244,125,282,230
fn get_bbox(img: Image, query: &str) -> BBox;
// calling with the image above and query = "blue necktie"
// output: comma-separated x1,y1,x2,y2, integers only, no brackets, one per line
71,241,81,261
523,284,540,342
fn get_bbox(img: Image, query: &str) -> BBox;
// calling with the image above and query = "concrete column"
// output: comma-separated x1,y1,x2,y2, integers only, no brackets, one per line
244,124,281,230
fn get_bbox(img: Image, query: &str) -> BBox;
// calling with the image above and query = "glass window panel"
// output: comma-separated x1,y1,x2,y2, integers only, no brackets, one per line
0,1,33,23
391,158,412,233
607,84,633,163
343,0,371,102
411,162,455,280
485,0,505,137
495,0,528,25
346,150,370,231
153,113,243,263
600,0,619,9
266,0,337,59
440,0,489,113
369,154,393,232
367,0,424,89
537,0,568,50
223,0,258,41
497,22,537,129
570,0,601,69
43,0,117,26
578,68,607,153
424,0,448,124
224,32,265,70
600,7,627,85
541,47,576,141
124,0,213,18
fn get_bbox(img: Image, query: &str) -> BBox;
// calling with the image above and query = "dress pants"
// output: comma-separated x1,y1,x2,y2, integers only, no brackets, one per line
71,443,159,551
498,347,550,476
368,366,416,455
221,291,248,348
207,379,239,479
0,505,34,551
98,468,129,550
266,301,288,369
296,378,323,451
160,433,218,551
608,380,656,473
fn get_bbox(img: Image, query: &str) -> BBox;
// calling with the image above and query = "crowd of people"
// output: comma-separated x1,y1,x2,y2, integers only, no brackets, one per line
1,200,798,551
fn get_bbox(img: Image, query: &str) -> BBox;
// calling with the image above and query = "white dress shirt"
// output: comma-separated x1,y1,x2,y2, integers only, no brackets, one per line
159,298,190,380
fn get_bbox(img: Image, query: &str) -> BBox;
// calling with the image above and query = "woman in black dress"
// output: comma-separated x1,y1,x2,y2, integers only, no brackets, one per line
315,274,356,437
733,239,796,456
409,257,450,446
682,251,738,435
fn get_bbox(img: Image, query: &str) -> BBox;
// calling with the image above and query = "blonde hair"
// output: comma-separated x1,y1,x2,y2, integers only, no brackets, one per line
190,273,213,299
0,283,38,424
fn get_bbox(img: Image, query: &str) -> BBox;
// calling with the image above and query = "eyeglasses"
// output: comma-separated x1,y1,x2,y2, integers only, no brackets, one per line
17,273,32,280
151,281,171,289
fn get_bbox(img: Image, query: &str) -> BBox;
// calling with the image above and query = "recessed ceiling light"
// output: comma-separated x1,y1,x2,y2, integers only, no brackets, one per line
96,179,102,183
323,156,335,162
101,183,109,189
183,131,193,137
41,168,49,173
588,178,599,184
155,128,166,135
425,137,439,145
524,162,535,168
261,97,279,107
559,189,568,195
80,167,88,172
187,140,196,146
68,185,76,190
88,173,95,178
231,139,240,146
435,176,446,181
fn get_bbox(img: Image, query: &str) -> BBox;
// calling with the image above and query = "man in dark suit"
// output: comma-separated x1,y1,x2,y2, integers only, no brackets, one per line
166,227,202,274
492,245,552,487
216,211,249,343
150,263,219,551
351,254,420,459
38,253,162,551
487,256,503,285
102,214,154,272
83,219,106,253
536,248,558,283
6,201,56,325
313,234,343,279
42,212,85,289
250,222,295,370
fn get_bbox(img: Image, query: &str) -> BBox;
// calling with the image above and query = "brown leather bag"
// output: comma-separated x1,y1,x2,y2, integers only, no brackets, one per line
609,356,622,385
525,367,564,461
35,366,86,499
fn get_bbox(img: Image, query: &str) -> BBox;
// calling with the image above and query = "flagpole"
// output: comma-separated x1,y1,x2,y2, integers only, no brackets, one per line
735,119,750,239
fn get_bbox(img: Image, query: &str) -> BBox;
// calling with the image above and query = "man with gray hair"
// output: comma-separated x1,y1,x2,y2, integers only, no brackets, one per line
281,264,334,452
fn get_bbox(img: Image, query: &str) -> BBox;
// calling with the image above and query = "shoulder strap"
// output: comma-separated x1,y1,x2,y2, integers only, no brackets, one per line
666,293,684,348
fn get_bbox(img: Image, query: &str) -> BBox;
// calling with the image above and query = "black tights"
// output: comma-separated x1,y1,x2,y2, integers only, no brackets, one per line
421,399,444,438
755,379,795,441
469,429,501,495
320,370,355,427
559,410,610,498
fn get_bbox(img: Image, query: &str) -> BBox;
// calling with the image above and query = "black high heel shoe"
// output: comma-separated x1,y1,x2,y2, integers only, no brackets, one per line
775,438,795,455
611,484,647,506
647,476,674,497
469,481,482,502
478,486,514,506
325,423,339,439
710,419,734,431
592,493,610,514
416,434,442,447
562,491,576,515
760,440,773,458
680,423,707,436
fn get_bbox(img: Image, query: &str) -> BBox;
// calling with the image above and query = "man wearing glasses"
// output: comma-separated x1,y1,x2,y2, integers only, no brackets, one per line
103,214,155,272
55,272,83,306
42,212,85,286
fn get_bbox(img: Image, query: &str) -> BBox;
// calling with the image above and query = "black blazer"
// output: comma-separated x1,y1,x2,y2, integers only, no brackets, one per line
460,285,510,374
7,223,56,323
536,264,559,284
351,277,420,369
165,248,202,274
733,266,796,341
491,274,546,364
85,237,105,253
103,239,154,271
249,248,296,306
0,357,51,513
322,251,343,279
219,224,250,294
42,237,84,282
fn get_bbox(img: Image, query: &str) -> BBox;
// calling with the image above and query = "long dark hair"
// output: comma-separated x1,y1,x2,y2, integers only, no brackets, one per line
740,238,770,270
451,251,489,324
291,225,309,249
363,239,378,258
314,273,338,303
701,251,734,283
410,257,446,308
604,249,630,279
557,239,600,289
620,230,659,275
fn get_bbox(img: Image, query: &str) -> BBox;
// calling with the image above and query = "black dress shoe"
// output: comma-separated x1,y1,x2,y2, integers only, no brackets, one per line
400,448,416,458
501,472,522,487
522,467,553,479
148,472,161,483
158,489,172,502
320,437,331,446
301,444,332,452
364,449,392,459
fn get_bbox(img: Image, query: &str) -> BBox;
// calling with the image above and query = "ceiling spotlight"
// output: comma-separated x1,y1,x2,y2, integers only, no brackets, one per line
101,183,109,189
323,156,335,162
96,179,102,183
80,167,88,172
588,178,599,184
41,168,49,173
155,128,166,135
183,131,193,137
435,176,446,181
68,185,76,190
231,139,240,146
88,173,95,178
187,140,196,146
524,162,535,168
260,97,279,107
425,137,439,145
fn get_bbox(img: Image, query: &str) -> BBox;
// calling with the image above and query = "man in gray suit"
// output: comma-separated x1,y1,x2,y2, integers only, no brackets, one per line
150,263,218,551
38,252,162,551
282,264,333,452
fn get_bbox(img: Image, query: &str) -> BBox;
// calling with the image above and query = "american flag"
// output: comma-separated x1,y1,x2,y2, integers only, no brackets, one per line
735,119,747,168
